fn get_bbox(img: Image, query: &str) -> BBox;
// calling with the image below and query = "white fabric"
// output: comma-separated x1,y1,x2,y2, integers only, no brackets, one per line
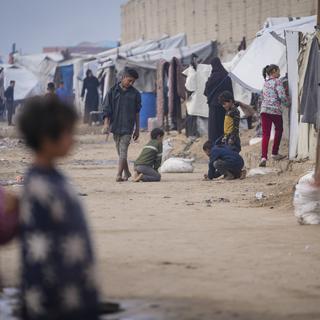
286,31,300,160
162,139,174,162
231,15,316,93
1,65,41,100
183,64,212,118
258,16,316,37
223,51,251,105
98,34,187,69
118,41,215,70
297,118,310,159
230,32,287,92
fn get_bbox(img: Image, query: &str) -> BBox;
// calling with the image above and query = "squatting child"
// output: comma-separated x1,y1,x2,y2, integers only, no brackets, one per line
134,128,164,182
203,140,244,180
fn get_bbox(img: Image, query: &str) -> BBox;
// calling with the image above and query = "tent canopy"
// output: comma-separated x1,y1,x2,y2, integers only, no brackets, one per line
0,64,41,100
231,15,316,92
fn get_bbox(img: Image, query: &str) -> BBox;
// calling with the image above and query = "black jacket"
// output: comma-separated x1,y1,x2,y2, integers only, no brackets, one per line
103,83,141,135
4,86,14,102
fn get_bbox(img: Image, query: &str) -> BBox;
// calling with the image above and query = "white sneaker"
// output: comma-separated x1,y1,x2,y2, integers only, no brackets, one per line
259,158,267,167
272,154,286,161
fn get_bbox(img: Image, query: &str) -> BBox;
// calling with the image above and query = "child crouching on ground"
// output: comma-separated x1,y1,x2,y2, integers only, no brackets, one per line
219,91,241,153
18,96,99,320
134,128,164,182
203,141,245,180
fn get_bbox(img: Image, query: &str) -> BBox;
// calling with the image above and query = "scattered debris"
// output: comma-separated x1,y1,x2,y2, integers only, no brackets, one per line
255,192,266,200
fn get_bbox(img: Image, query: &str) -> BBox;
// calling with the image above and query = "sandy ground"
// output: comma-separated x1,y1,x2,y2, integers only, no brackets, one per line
0,125,320,320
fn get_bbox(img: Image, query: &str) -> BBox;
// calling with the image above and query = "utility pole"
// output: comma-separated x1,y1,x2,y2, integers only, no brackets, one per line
314,0,320,184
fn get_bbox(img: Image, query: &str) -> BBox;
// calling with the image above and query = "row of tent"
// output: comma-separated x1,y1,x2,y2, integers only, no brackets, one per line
0,33,217,107
230,15,318,161
0,15,319,161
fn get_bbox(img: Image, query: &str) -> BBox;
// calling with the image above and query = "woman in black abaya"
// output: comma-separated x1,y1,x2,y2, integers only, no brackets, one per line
204,57,233,144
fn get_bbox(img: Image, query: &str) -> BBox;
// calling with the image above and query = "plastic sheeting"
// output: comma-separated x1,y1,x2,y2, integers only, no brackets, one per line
231,16,316,92
98,34,187,69
230,32,287,92
1,65,41,100
115,41,216,92
183,64,212,118
286,31,300,160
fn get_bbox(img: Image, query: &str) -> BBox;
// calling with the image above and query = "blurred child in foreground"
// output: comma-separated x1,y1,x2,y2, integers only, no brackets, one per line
18,96,99,320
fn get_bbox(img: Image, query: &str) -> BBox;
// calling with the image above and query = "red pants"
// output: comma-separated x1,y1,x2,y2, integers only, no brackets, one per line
261,113,283,159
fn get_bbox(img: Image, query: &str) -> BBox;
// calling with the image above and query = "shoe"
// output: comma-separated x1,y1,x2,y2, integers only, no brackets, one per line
240,169,247,180
224,171,235,180
271,154,286,161
259,158,267,167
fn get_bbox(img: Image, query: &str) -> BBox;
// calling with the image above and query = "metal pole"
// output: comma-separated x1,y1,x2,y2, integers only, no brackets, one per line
314,0,320,184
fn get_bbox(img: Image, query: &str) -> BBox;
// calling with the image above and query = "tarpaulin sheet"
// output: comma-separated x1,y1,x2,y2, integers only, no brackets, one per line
1,65,41,100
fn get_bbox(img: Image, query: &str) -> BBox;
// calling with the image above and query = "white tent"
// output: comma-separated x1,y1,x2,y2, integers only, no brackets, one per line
0,64,41,100
230,16,316,92
98,34,187,70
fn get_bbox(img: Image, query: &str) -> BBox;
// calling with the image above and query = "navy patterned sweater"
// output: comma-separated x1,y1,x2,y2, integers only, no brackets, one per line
19,166,99,320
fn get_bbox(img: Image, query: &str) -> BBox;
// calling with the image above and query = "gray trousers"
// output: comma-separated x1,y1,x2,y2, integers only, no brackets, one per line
214,160,241,178
135,165,161,182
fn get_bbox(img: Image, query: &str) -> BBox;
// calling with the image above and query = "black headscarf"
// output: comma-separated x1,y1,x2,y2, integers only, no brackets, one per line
204,57,232,106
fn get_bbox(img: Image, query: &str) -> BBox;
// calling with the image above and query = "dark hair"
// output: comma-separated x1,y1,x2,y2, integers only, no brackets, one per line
18,96,78,151
262,64,279,80
151,128,164,139
59,81,64,85
203,140,213,151
86,69,93,77
123,67,139,80
10,80,15,85
219,91,234,104
47,82,55,91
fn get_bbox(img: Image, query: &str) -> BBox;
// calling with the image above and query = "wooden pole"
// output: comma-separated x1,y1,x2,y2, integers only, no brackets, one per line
314,0,320,184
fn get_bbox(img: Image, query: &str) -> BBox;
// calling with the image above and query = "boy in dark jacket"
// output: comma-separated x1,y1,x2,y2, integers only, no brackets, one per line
219,91,241,152
134,128,164,182
103,68,141,182
203,141,244,180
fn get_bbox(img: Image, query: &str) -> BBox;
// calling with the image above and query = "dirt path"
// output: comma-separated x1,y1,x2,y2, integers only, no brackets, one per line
0,130,319,319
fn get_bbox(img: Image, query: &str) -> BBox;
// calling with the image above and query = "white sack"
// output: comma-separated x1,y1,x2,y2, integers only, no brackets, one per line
162,139,174,162
160,157,194,173
294,171,320,225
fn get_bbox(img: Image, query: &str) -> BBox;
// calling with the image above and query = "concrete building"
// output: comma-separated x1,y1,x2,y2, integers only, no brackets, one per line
121,0,317,58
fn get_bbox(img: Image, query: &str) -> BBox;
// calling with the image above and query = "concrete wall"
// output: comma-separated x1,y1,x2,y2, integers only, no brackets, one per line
121,0,317,59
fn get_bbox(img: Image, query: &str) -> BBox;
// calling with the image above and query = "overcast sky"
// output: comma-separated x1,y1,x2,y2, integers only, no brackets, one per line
0,0,127,59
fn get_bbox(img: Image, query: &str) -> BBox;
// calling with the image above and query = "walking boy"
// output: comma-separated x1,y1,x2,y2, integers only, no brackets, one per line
203,141,244,180
219,91,241,152
4,80,15,126
18,96,99,320
134,128,164,182
103,68,141,182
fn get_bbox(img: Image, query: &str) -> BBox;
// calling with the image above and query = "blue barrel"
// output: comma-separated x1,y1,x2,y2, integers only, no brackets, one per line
140,92,156,129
